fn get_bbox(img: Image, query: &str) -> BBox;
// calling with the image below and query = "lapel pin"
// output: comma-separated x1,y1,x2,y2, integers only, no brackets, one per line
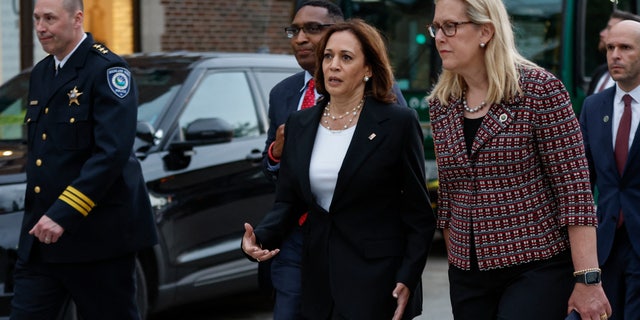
499,114,508,122
603,115,609,123
368,133,376,140
67,86,83,106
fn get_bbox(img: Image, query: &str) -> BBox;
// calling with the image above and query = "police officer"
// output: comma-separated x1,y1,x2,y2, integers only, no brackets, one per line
10,0,157,319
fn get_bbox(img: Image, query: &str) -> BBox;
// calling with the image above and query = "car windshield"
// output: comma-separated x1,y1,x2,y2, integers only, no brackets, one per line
0,72,30,176
129,55,203,127
0,72,30,142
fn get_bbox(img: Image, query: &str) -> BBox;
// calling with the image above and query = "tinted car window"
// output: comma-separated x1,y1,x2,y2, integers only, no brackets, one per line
254,71,300,103
178,71,259,139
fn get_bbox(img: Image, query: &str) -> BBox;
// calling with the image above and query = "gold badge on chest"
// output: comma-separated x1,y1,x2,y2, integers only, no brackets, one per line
67,86,83,106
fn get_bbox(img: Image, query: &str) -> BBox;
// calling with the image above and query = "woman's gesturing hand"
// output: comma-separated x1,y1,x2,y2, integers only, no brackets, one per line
242,223,280,262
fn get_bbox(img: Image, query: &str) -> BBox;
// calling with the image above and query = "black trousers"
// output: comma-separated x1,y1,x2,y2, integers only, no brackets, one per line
449,250,573,320
10,253,139,320
601,227,640,320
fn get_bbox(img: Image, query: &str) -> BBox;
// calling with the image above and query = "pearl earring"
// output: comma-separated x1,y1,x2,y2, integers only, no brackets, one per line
364,76,370,82
480,42,486,48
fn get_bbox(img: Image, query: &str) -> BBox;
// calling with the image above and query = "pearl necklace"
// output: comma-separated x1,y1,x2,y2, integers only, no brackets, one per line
322,98,364,130
462,91,487,113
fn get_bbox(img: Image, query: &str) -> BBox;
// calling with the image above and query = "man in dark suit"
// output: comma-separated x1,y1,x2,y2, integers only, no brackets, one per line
260,2,409,319
10,0,157,319
586,10,640,96
580,20,640,319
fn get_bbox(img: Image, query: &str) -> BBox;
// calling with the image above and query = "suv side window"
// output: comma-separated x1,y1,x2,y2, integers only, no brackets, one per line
254,70,300,103
178,71,259,139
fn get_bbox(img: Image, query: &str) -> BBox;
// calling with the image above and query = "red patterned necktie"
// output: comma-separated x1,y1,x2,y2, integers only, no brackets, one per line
614,94,633,227
301,79,315,109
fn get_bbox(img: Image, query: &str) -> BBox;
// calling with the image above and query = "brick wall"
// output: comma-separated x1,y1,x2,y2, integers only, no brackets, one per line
160,0,294,54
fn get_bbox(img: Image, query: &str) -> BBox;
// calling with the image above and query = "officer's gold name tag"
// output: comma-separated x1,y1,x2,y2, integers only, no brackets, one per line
30,100,38,105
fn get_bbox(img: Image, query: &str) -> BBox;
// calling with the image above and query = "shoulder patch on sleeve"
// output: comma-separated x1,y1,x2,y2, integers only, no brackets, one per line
107,67,131,98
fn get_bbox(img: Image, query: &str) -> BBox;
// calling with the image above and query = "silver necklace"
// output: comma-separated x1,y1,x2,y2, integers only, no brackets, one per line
462,90,487,113
322,98,364,130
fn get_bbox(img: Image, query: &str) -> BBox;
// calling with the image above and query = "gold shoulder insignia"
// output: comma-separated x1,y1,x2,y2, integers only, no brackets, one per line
92,43,109,54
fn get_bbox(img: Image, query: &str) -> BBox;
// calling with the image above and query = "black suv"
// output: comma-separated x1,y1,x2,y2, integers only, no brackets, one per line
0,52,301,318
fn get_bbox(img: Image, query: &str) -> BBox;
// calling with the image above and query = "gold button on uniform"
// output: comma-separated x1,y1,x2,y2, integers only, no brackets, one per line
45,107,49,114
34,186,41,193
36,159,42,166
70,118,75,123
42,133,47,140
26,118,31,123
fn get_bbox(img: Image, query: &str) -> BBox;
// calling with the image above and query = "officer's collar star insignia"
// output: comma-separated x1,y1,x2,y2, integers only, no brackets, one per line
67,86,83,106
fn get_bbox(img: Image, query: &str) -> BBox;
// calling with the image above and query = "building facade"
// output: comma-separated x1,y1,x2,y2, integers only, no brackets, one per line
0,0,295,83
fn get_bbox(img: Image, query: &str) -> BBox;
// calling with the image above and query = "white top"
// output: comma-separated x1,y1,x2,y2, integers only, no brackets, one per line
612,85,640,150
309,125,356,211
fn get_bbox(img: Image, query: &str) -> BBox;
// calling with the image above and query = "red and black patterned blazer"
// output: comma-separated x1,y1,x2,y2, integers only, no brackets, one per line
429,66,598,271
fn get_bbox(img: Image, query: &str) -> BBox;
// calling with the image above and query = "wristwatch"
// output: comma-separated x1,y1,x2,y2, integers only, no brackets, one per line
574,269,601,285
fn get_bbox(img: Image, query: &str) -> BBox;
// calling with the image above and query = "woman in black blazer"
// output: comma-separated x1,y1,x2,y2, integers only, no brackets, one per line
243,19,435,320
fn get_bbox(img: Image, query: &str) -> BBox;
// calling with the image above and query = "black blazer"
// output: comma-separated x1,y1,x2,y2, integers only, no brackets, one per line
20,33,157,263
255,96,436,319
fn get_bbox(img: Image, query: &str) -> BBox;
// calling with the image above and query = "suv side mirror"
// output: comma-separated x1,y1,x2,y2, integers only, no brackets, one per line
163,118,234,171
183,118,233,143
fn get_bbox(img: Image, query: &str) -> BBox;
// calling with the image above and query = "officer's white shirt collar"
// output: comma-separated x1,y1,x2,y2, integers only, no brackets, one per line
54,33,88,70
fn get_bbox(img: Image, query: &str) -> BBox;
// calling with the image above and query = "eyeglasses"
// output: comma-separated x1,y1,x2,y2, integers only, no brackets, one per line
427,21,474,38
284,22,334,38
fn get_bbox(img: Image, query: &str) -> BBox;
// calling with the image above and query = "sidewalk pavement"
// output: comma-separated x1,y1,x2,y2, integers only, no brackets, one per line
417,246,453,320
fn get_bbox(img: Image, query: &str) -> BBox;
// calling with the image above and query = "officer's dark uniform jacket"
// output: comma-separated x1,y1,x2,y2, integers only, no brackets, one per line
19,33,157,263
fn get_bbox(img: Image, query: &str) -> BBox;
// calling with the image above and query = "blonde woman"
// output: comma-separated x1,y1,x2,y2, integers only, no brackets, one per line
428,0,611,319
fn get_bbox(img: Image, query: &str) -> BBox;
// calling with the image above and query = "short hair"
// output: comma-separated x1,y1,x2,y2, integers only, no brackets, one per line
428,0,537,106
63,0,83,14
611,9,640,23
314,18,397,104
298,0,344,22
